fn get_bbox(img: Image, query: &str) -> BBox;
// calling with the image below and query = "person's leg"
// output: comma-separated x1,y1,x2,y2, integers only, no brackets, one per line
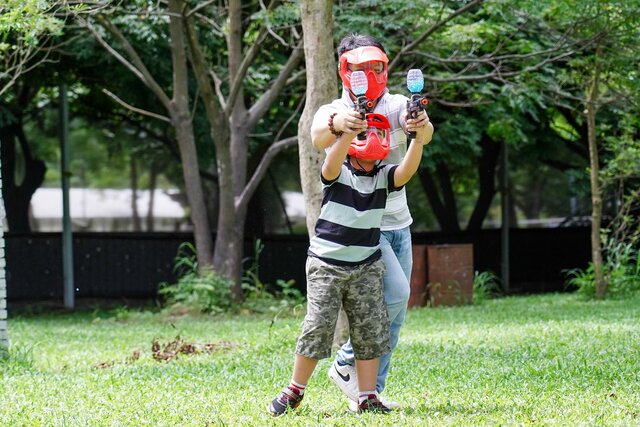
330,228,412,398
291,354,319,386
355,358,379,393
270,257,345,416
344,259,392,413
375,228,412,393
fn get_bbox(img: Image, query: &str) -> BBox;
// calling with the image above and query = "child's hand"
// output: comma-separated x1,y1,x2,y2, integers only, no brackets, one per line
405,110,434,144
336,110,367,137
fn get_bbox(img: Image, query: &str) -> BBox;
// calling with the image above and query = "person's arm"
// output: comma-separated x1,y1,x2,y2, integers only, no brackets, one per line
321,130,356,181
394,116,434,186
311,108,367,150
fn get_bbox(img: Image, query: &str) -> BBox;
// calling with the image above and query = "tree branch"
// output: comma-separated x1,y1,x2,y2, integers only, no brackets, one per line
247,40,304,128
225,27,269,116
235,136,297,212
76,14,172,110
102,89,171,123
389,0,484,71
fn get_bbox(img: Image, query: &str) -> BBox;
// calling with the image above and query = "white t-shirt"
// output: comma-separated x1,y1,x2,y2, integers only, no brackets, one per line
316,88,413,230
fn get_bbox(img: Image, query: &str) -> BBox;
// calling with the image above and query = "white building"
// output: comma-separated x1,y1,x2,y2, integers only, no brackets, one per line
27,188,307,233
30,188,189,232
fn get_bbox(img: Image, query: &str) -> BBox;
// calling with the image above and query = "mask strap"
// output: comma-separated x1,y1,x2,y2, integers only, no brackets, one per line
354,158,368,172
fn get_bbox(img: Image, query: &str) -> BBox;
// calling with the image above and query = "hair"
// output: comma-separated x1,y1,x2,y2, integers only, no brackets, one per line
337,33,386,57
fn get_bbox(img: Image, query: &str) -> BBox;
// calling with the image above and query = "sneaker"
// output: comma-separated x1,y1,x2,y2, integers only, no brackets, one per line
357,394,391,414
379,395,401,410
348,395,400,412
328,359,358,402
267,387,304,416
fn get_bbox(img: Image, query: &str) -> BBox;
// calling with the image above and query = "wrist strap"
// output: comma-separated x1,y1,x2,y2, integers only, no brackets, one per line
328,112,343,137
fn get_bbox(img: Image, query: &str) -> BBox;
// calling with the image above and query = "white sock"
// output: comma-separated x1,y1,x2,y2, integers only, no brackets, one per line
358,391,377,403
288,379,306,395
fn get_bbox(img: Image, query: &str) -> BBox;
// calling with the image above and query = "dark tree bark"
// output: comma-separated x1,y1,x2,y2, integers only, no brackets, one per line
467,134,501,230
418,164,461,232
0,123,46,232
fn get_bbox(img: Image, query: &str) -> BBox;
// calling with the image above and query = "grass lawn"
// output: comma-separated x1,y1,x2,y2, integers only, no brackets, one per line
2,293,639,426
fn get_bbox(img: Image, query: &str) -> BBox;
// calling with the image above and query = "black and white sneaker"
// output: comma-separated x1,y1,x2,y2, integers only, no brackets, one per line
357,394,391,414
328,359,358,402
349,395,401,412
267,387,304,416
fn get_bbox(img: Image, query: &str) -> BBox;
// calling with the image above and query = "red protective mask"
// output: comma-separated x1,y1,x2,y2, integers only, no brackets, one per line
348,113,391,161
339,46,389,100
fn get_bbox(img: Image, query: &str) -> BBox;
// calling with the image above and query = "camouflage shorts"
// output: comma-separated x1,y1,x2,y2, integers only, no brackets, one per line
295,256,390,360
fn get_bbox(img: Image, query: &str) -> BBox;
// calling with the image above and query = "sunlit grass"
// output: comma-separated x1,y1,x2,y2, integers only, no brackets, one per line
2,294,639,426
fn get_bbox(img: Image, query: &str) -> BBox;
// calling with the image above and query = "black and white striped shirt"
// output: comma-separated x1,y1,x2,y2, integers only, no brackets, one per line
308,161,401,266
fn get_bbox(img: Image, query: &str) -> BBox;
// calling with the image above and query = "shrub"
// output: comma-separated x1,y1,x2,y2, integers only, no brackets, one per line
473,270,501,303
159,241,304,315
158,243,233,315
241,239,305,313
566,238,640,299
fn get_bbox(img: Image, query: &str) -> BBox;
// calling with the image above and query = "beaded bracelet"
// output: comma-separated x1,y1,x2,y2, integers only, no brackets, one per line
328,112,343,137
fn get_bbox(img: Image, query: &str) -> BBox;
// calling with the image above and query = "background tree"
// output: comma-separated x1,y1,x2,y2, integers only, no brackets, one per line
539,0,640,298
0,0,62,96
72,1,304,297
297,0,335,237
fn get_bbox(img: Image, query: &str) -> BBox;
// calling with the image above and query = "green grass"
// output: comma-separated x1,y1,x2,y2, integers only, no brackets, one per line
2,294,639,426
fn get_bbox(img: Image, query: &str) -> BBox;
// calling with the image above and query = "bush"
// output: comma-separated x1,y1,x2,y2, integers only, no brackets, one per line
158,243,233,315
473,270,501,303
566,238,640,299
241,239,305,313
159,241,304,315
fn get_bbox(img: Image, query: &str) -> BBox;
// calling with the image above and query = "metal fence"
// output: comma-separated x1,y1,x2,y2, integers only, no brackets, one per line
5,227,590,302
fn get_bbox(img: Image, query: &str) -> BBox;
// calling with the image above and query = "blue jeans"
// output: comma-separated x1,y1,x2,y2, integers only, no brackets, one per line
335,227,412,393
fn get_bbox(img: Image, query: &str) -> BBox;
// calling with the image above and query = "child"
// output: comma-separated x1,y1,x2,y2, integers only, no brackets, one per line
268,111,430,416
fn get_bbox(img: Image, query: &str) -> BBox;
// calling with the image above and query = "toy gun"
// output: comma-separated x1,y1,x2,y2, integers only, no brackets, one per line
351,70,374,140
406,69,429,143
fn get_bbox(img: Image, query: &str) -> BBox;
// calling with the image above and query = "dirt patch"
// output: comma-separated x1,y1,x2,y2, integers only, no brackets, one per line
93,337,234,368
151,335,236,362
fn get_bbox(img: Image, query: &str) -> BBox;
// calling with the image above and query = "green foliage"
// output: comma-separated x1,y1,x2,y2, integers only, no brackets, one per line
159,241,304,315
566,238,640,299
241,239,305,313
472,270,501,304
158,243,234,315
0,0,63,46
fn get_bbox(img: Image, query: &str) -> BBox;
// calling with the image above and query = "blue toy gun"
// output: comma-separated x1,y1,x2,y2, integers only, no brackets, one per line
406,69,429,143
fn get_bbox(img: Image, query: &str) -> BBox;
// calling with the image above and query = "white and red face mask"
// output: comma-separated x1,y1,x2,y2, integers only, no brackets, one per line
339,46,389,100
348,113,391,161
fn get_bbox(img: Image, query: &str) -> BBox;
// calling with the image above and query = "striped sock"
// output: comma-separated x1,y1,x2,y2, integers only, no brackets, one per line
288,379,306,396
358,391,377,404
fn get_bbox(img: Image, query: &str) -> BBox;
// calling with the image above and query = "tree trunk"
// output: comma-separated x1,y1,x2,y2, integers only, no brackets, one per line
418,166,461,232
586,47,606,299
130,156,141,231
146,161,157,231
183,0,302,299
0,123,46,232
298,0,335,238
168,0,214,271
467,133,500,230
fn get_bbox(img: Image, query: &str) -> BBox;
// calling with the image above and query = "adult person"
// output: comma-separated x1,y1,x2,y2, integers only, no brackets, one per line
310,33,434,410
